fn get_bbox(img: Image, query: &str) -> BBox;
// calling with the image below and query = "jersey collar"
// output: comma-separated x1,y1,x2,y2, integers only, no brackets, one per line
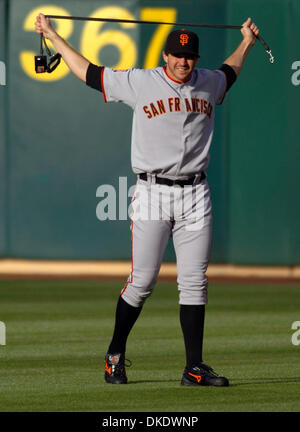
163,65,194,85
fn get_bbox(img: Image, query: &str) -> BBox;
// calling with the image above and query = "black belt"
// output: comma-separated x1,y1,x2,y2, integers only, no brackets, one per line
138,172,206,187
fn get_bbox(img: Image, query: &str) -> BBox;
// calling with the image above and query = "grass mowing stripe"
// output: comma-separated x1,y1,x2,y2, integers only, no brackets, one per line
0,280,300,411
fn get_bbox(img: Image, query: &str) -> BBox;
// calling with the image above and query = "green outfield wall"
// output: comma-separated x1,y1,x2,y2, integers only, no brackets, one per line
0,0,7,255
0,0,299,264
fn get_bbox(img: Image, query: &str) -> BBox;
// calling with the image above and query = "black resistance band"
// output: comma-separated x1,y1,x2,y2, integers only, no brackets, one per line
45,14,274,64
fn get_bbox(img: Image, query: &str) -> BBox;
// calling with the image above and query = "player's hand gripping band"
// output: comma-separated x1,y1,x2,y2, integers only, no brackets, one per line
43,15,274,64
35,33,62,73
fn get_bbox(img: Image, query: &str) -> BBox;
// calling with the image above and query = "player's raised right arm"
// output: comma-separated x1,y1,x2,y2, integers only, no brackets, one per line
35,13,89,82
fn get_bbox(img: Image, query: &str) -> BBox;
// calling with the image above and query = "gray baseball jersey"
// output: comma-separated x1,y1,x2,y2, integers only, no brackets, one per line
101,66,226,180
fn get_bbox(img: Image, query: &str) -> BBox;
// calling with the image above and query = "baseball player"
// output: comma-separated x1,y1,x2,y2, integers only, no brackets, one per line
35,14,259,387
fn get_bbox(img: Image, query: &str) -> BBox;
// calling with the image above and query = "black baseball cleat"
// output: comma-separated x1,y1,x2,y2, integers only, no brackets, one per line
104,353,130,384
181,362,229,387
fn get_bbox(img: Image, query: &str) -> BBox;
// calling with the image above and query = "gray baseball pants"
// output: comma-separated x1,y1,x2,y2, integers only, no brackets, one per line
121,174,212,306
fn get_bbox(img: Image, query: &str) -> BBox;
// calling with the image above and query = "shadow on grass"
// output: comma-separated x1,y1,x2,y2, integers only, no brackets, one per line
128,379,179,384
127,377,300,386
231,377,300,386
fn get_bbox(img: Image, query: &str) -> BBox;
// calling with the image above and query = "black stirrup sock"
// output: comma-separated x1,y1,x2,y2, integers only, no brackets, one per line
108,296,143,354
180,304,205,368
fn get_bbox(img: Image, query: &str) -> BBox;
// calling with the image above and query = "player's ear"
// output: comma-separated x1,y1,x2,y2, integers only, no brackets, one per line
162,51,168,63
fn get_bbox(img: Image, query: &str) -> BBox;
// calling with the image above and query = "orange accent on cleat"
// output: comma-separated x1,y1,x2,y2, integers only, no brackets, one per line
105,362,111,375
188,372,202,383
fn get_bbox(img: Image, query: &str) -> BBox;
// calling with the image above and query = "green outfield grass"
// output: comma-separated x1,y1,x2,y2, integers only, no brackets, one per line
0,279,300,412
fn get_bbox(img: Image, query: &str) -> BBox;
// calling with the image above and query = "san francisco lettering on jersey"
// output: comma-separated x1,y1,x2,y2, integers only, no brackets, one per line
143,97,213,119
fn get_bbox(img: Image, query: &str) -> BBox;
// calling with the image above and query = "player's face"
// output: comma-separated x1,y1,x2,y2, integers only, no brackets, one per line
163,52,199,83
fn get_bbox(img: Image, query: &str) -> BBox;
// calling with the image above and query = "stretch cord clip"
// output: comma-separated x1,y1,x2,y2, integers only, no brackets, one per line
266,49,274,64
35,33,62,73
256,34,274,63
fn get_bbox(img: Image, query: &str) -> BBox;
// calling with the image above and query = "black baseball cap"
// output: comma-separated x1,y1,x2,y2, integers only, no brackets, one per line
164,29,199,57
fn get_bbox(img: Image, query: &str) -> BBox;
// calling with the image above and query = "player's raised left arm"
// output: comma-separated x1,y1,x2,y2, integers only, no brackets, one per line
223,18,259,76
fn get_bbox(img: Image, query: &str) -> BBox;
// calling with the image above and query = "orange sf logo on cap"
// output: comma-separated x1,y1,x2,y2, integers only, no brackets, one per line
180,34,189,46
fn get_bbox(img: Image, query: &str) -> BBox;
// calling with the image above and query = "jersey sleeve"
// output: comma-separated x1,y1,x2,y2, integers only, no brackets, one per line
102,68,143,108
210,69,227,105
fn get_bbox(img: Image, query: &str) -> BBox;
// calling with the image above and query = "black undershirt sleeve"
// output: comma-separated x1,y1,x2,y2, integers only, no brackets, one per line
86,63,103,92
219,63,237,91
